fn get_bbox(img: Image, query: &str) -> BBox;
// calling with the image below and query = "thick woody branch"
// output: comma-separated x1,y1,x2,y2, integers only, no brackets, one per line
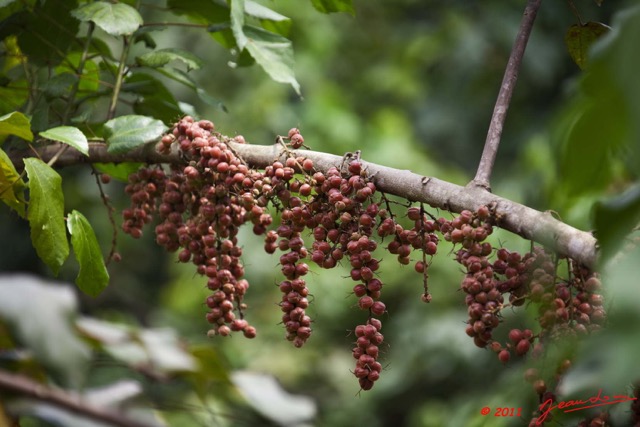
473,0,542,189
9,142,598,269
0,370,157,427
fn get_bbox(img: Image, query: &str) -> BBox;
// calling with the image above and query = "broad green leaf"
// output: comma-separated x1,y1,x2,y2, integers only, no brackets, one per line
565,22,610,69
42,72,78,98
55,53,100,94
593,183,640,265
0,111,33,142
0,147,26,217
245,0,289,22
230,0,247,50
80,36,115,60
155,67,197,90
15,0,78,67
30,100,50,134
197,88,228,112
554,7,640,206
67,210,109,297
189,345,233,399
40,126,88,156
310,0,354,14
123,73,183,124
104,115,167,154
243,25,300,95
24,158,69,275
0,79,29,116
167,0,229,25
133,26,160,49
0,274,90,388
245,1,291,36
137,48,203,70
71,2,142,36
94,162,143,182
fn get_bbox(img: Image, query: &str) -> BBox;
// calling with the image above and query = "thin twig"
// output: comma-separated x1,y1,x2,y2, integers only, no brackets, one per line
92,166,119,266
107,37,131,121
473,0,543,190
0,370,157,427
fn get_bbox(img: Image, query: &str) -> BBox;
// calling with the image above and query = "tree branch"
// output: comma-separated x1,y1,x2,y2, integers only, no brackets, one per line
473,0,543,190
0,370,157,427
9,141,598,269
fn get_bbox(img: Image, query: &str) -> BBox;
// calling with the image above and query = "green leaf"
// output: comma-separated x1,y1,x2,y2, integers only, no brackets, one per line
0,111,33,142
0,147,26,217
42,72,78,98
155,66,197,90
137,48,204,70
565,22,610,69
67,210,109,297
123,73,183,124
242,25,300,95
310,0,355,14
94,162,143,182
244,1,291,36
167,0,229,25
230,0,247,50
55,53,100,94
104,115,167,154
24,159,69,275
71,2,142,36
245,0,289,22
0,79,29,117
15,0,79,67
593,183,640,265
0,274,90,388
197,88,228,112
40,126,88,156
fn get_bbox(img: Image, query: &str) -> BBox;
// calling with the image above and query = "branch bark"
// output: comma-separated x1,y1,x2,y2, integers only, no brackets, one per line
0,370,157,427
9,141,598,269
473,0,543,190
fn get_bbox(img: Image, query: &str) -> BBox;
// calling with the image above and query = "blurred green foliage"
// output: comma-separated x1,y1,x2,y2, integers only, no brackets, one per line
1,0,640,426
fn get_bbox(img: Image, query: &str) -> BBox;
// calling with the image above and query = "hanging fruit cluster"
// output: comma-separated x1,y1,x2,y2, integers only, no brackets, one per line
122,117,605,404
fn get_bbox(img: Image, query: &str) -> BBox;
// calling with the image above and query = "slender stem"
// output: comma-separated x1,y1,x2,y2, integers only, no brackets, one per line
46,144,69,167
566,0,583,25
62,22,95,124
0,370,156,427
472,0,543,190
107,36,131,121
92,166,119,266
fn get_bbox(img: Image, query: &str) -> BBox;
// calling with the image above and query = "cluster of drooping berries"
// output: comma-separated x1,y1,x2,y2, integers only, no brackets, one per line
123,116,271,338
121,117,609,396
122,168,167,239
318,163,386,390
440,206,607,370
379,205,439,302
295,155,387,389
263,153,315,348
